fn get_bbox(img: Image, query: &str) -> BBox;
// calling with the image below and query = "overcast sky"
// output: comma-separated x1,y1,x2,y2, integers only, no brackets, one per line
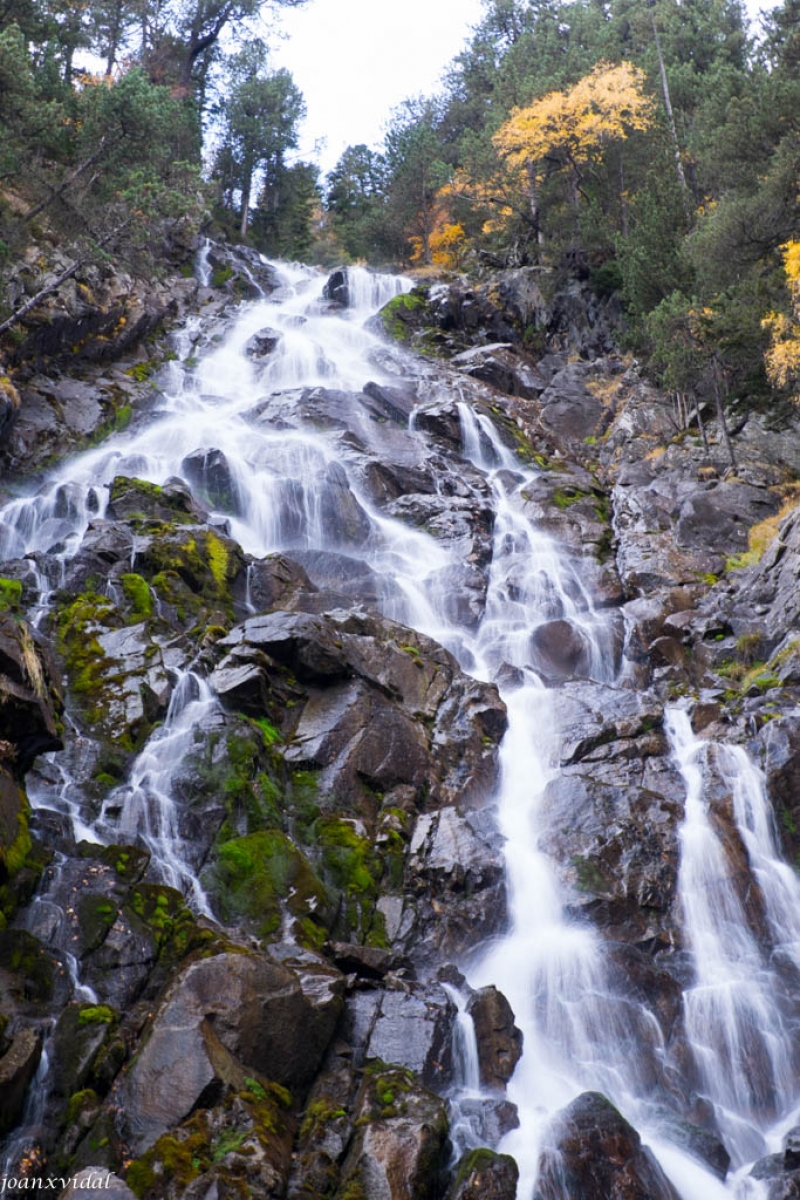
267,0,772,181
268,0,485,176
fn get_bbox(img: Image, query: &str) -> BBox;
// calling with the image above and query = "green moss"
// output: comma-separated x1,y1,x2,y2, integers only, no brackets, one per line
247,715,282,747
379,289,429,343
0,577,22,613
571,855,609,895
65,1088,99,1124
299,1097,348,1143
127,883,210,964
123,361,156,383
205,830,332,944
77,1004,115,1027
552,486,588,510
211,264,234,287
206,530,229,592
120,573,153,620
315,817,388,944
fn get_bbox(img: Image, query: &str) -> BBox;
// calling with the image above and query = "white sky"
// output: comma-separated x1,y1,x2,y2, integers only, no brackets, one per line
267,0,485,176
265,0,771,181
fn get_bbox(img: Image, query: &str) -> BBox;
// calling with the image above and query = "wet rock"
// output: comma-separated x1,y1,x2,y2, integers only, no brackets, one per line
0,1026,42,1134
362,380,417,424
245,326,281,358
242,553,318,614
115,949,343,1153
180,448,243,515
447,1148,519,1200
405,806,507,965
336,1064,449,1200
289,549,391,608
466,987,523,1089
205,243,278,298
0,616,63,774
323,268,349,307
536,1092,681,1200
451,343,548,399
530,618,597,682
366,984,455,1091
327,941,400,979
320,461,372,546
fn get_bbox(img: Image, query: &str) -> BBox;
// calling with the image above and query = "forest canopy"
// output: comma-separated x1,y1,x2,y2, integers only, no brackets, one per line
0,0,798,405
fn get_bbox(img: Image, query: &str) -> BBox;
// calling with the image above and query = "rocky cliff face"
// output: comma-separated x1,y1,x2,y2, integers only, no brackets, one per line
0,253,799,1199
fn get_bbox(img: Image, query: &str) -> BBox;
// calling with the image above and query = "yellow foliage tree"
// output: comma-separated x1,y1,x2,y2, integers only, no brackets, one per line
763,241,800,396
493,61,654,227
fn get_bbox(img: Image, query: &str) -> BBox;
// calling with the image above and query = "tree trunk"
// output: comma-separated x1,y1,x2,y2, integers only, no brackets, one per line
712,357,737,470
651,11,689,195
526,162,544,245
240,176,251,239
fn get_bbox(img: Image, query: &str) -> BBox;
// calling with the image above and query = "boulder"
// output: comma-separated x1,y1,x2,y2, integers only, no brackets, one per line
366,985,456,1091
466,987,523,1088
536,1092,681,1200
323,269,349,306
0,1026,42,1134
244,326,281,358
0,617,63,773
59,1169,136,1199
336,1065,449,1200
448,1149,519,1200
115,949,343,1153
180,448,243,514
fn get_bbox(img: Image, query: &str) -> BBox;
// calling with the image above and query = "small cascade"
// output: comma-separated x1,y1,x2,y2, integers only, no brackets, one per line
666,708,800,1165
441,983,485,1158
195,238,212,287
1,1040,52,1179
345,265,412,314
718,744,800,977
99,671,217,916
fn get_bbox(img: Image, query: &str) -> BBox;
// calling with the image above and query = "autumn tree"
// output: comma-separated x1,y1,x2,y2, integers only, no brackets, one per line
763,241,800,398
492,60,654,240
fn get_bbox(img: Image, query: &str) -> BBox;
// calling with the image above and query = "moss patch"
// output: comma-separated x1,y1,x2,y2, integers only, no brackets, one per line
0,578,22,613
204,830,332,945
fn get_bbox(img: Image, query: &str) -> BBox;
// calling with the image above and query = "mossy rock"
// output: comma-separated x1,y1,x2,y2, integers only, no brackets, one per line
0,577,23,614
184,722,287,844
123,882,211,966
136,525,244,625
203,830,334,946
0,776,48,923
52,1003,125,1102
76,894,119,955
108,476,198,524
379,288,431,344
314,816,389,948
0,928,56,1001
124,1084,292,1199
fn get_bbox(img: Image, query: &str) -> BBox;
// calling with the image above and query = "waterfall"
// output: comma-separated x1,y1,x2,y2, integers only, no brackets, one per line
2,257,799,1196
666,709,800,1165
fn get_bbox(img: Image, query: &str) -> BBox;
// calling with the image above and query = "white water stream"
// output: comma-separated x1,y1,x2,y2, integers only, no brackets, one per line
1,256,798,1194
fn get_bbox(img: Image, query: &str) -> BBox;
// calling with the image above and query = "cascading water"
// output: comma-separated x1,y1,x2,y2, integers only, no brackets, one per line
666,709,800,1167
2,253,799,1196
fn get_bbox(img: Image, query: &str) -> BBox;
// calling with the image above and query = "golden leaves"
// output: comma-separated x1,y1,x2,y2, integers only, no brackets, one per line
493,61,654,172
763,242,800,393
